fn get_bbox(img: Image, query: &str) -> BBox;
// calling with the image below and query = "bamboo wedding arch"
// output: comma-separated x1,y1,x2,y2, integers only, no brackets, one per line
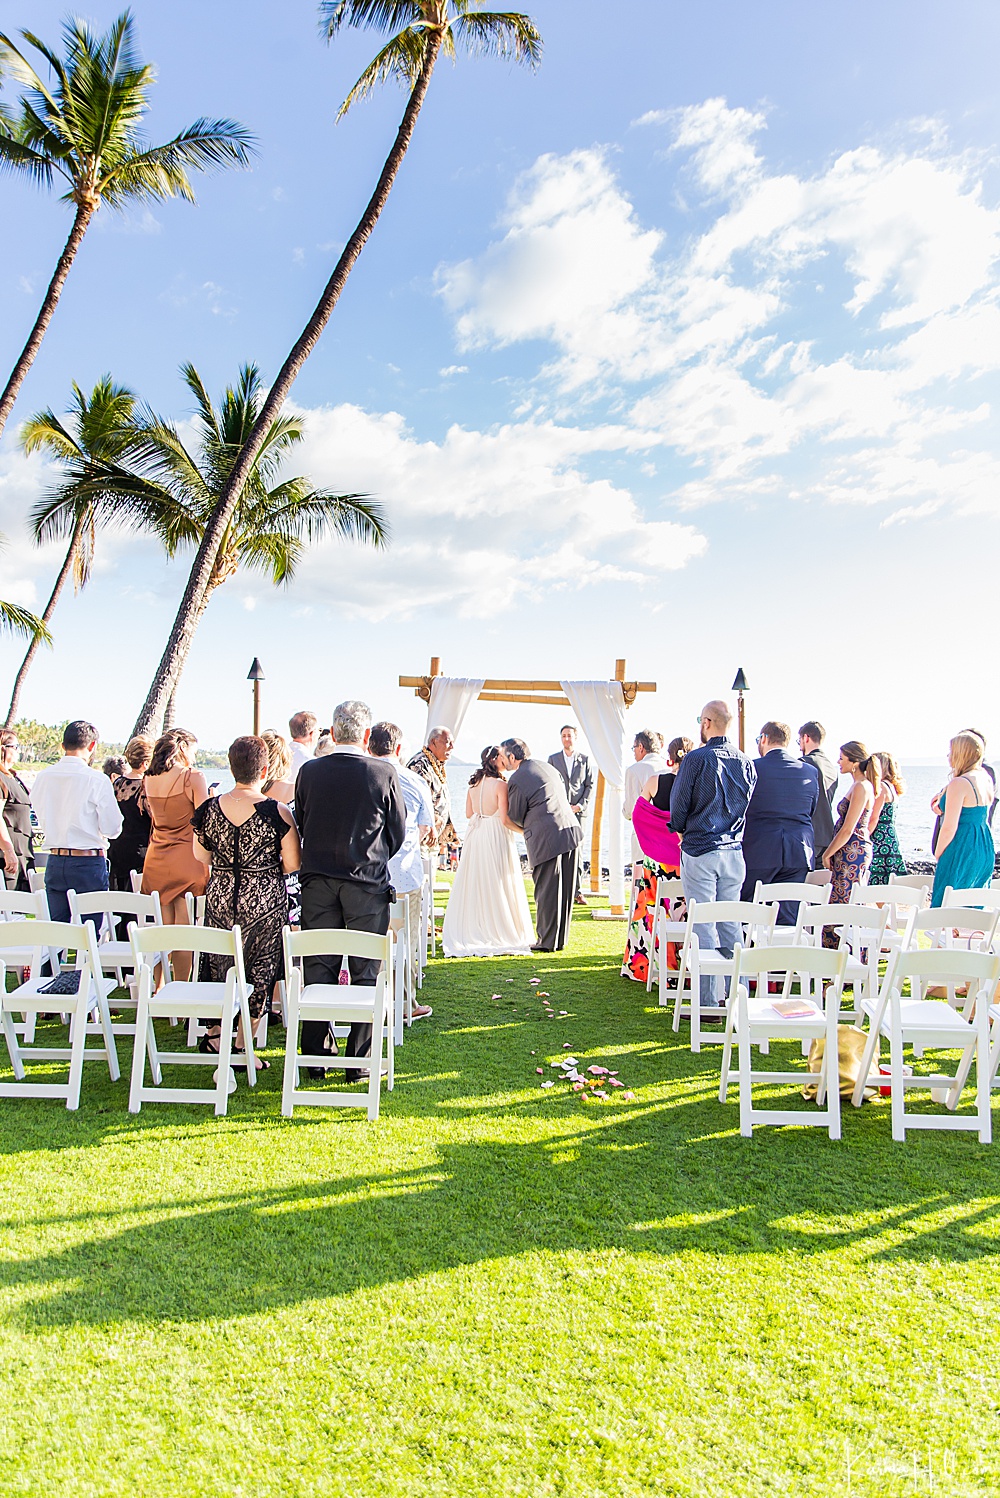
399,656,656,912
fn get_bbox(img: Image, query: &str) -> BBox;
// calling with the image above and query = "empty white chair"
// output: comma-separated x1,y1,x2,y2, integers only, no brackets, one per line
646,877,686,998
941,885,1000,914
129,869,143,894
887,872,934,901
804,869,832,887
720,943,850,1139
797,904,894,1022
68,890,168,1034
184,892,207,924
0,920,119,1109
754,880,831,909
281,927,394,1121
128,924,256,1116
673,901,778,1052
904,907,999,1014
0,889,59,1036
389,894,415,1044
851,946,1000,1142
852,880,925,954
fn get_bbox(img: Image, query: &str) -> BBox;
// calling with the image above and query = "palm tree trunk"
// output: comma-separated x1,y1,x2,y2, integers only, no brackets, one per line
131,584,214,739
3,509,88,730
131,32,444,737
162,689,177,731
0,203,95,444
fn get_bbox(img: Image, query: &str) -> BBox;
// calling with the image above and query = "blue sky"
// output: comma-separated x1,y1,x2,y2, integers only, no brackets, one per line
1,0,999,763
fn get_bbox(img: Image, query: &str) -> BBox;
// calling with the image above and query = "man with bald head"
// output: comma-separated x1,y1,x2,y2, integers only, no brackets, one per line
668,699,756,1014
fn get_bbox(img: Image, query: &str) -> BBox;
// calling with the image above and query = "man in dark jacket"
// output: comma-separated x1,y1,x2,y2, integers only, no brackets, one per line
547,724,594,905
502,737,582,951
295,699,406,1075
798,720,838,868
742,721,819,921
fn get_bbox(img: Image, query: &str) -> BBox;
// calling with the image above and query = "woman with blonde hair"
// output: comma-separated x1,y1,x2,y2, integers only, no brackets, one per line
867,751,907,885
260,729,295,804
930,732,995,907
821,742,879,942
140,728,208,979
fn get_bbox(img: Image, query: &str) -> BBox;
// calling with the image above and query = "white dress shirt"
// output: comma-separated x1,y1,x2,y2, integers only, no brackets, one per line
289,740,313,774
389,764,435,894
31,755,123,850
623,752,669,820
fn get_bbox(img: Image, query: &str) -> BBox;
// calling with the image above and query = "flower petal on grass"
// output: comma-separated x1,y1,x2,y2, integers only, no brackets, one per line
540,1080,554,1088
536,1067,544,1074
529,979,541,986
587,1065,609,1076
622,1091,636,1101
558,1010,568,1016
609,1078,625,1088
572,1081,585,1091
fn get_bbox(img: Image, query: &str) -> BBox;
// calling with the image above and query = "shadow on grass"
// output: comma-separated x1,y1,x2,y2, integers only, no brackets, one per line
3,1101,1000,1333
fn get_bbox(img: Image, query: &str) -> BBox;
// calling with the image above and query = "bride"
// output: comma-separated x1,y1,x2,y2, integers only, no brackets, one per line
442,745,535,958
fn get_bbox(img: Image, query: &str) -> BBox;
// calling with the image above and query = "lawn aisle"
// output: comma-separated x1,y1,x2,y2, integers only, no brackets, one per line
1,895,999,1496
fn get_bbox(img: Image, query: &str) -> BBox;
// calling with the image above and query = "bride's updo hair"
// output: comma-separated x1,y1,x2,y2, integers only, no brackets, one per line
469,745,503,786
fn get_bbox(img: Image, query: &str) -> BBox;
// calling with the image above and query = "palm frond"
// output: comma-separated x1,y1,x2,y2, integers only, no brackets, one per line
320,1,422,40
0,130,56,186
338,27,429,115
237,529,304,584
0,599,51,645
100,119,256,206
20,408,83,461
255,484,389,549
451,9,542,65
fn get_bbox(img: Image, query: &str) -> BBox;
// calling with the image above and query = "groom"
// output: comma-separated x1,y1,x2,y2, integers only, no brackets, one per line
501,738,582,952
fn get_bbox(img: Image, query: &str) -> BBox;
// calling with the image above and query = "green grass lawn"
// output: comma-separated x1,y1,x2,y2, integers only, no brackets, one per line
1,892,999,1497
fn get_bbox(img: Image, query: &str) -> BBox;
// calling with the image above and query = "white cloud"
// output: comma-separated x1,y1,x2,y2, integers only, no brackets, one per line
439,102,1000,520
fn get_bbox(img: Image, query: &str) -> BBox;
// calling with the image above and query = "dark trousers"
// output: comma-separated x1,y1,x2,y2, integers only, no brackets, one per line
741,860,811,925
44,854,108,929
299,874,390,1060
531,848,579,951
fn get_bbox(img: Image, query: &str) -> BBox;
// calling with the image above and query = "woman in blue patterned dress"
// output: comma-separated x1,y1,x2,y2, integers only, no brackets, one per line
868,752,907,884
930,732,995,906
821,741,878,945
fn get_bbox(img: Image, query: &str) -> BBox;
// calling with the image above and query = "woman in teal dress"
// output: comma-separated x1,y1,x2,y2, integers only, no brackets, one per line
868,751,908,884
931,732,996,907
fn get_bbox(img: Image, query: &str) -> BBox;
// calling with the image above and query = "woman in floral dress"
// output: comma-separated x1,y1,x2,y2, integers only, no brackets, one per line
821,741,879,945
621,736,692,983
867,751,907,884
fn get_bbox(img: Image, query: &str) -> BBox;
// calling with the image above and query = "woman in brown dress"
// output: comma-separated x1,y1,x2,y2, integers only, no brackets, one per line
141,728,208,979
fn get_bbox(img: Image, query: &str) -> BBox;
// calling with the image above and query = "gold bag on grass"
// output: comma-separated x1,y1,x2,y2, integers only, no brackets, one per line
802,1027,878,1100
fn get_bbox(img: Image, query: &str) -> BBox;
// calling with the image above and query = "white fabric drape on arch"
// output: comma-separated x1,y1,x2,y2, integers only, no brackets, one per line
424,677,485,743
560,680,627,909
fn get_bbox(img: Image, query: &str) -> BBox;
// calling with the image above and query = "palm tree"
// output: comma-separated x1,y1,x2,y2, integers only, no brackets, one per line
0,11,255,443
121,362,387,722
132,0,541,735
0,553,49,650
3,376,165,729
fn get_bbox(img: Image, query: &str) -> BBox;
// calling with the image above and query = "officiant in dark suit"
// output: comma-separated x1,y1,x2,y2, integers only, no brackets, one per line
502,737,582,951
547,724,593,906
741,721,819,922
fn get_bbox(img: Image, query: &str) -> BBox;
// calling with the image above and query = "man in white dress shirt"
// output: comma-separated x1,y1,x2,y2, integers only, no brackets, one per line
369,721,434,1019
30,719,123,925
622,729,668,867
288,710,320,777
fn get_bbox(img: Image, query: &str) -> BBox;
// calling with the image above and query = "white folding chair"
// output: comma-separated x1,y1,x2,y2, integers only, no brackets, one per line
128,924,256,1116
851,947,1000,1142
719,944,850,1138
950,977,1000,1106
129,869,143,894
856,879,928,954
797,904,894,1023
0,920,120,1109
673,901,778,1051
421,854,443,961
904,907,1000,1016
941,885,1000,916
281,927,394,1121
0,889,60,1038
68,890,168,1034
805,869,832,887
389,895,415,1044
887,872,934,901
184,893,207,924
754,880,831,910
646,877,686,998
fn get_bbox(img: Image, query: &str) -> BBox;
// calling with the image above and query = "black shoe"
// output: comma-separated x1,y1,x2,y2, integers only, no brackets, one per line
307,1066,328,1080
531,944,554,952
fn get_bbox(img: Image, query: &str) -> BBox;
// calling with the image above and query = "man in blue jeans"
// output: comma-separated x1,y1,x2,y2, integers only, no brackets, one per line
30,720,122,927
669,700,756,1012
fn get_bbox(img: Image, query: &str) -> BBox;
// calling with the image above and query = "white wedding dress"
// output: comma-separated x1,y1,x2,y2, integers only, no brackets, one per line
442,780,535,958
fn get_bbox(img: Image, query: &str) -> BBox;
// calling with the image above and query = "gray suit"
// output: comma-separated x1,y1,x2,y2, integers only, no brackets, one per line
507,758,582,950
547,750,594,813
804,748,838,864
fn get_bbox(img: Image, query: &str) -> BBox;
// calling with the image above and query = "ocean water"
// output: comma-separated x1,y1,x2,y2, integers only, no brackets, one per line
446,758,998,869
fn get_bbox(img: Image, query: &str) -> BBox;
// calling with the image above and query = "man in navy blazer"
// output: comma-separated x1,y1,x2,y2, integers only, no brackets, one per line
740,720,819,923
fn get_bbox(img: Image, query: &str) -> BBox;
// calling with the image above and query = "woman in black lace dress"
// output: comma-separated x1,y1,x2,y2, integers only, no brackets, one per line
108,736,153,893
192,736,300,1060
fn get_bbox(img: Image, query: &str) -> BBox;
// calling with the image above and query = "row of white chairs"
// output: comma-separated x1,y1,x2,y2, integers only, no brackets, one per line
640,870,1000,1141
